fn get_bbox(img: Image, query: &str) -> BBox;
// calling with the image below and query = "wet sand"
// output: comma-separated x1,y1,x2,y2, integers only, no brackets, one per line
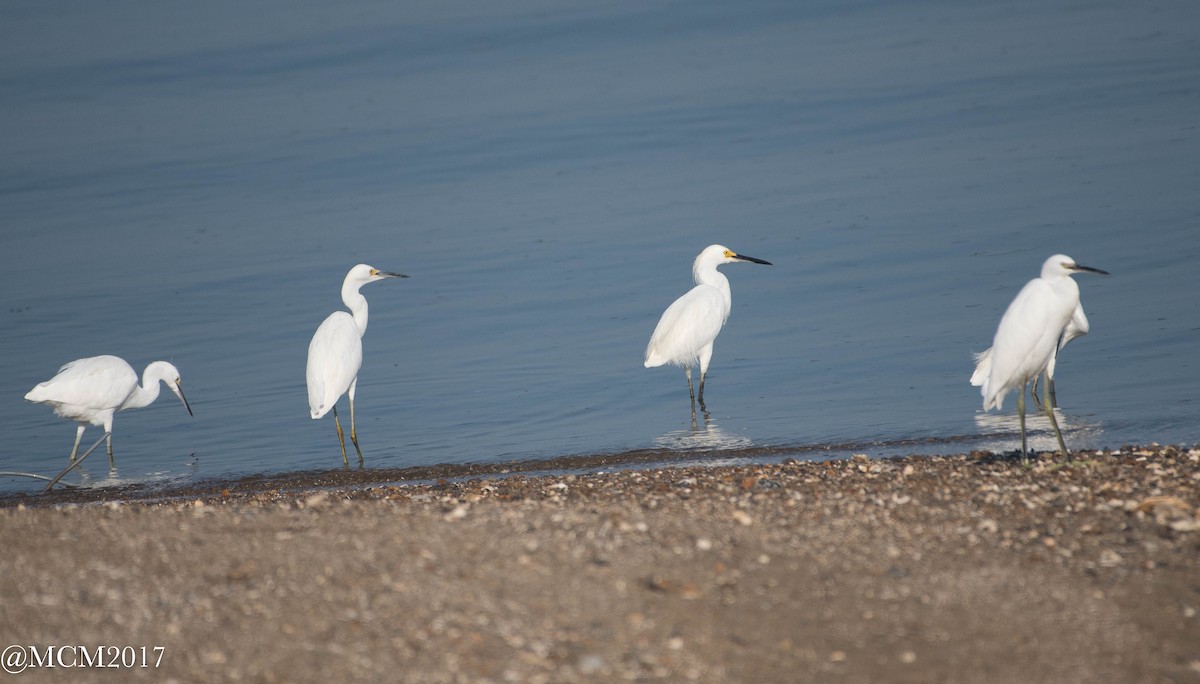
1,445,1197,683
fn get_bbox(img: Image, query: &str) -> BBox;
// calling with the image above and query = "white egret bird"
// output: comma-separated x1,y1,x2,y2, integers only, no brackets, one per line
971,302,1089,409
24,355,193,467
975,254,1107,463
306,264,407,466
644,244,772,412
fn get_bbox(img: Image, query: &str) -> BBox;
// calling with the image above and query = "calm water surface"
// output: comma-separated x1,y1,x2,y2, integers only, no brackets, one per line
2,0,1198,492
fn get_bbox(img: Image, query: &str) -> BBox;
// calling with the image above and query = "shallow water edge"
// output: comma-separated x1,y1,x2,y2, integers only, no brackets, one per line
4,440,1193,508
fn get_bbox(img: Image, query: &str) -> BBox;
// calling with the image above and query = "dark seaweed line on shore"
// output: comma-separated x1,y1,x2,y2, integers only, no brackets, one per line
5,429,1194,508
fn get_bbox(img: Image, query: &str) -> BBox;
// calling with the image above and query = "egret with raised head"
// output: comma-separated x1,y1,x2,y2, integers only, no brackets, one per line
645,244,772,412
307,264,407,466
975,254,1107,463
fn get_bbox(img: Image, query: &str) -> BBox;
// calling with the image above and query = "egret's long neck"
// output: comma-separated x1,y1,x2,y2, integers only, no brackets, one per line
123,371,163,410
343,285,369,336
694,262,732,305
1053,275,1081,310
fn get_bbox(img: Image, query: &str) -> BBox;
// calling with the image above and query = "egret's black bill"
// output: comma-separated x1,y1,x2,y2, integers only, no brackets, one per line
733,253,772,266
177,384,194,416
1072,264,1109,275
380,271,410,278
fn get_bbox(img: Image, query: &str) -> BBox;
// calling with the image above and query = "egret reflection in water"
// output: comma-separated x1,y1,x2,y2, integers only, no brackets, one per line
973,408,1104,456
654,412,754,451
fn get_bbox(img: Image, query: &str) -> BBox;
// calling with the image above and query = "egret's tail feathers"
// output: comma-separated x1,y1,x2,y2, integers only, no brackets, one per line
644,346,665,368
645,343,696,369
969,348,993,387
309,390,330,420
24,384,49,403
981,381,1005,412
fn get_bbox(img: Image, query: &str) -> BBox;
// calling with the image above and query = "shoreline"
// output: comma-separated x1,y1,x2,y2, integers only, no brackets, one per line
5,441,1195,508
2,445,1197,682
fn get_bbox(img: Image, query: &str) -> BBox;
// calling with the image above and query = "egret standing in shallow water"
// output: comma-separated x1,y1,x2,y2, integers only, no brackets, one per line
645,244,772,412
306,264,407,466
975,254,1108,463
24,355,192,467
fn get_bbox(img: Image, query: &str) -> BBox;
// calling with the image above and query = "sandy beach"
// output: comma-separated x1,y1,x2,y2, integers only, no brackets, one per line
1,445,1197,683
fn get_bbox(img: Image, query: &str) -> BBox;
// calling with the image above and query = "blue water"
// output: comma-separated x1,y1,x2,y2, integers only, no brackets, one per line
2,0,1198,493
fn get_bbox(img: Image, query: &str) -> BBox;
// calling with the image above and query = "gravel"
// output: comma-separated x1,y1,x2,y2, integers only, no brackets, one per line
1,445,1197,682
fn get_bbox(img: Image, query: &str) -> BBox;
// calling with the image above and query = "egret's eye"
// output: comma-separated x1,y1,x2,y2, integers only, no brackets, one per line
723,250,735,258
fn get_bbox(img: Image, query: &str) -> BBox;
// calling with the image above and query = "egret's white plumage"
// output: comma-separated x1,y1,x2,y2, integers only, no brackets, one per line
645,244,771,411
306,264,407,465
24,355,192,466
971,302,1089,407
974,254,1107,462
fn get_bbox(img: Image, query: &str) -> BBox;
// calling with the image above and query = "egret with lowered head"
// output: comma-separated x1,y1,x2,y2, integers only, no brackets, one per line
307,264,407,466
24,355,192,467
645,244,772,412
976,254,1107,463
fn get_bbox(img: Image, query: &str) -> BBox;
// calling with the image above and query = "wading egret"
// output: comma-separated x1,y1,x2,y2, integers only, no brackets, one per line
644,244,772,412
975,254,1107,463
306,264,407,466
971,302,1089,409
24,355,193,467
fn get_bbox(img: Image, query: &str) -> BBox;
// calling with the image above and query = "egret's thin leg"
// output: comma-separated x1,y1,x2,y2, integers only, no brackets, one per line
348,397,364,466
1017,382,1028,465
1043,374,1070,461
43,433,108,493
1045,341,1062,409
691,367,700,420
101,414,116,467
68,424,85,462
1031,373,1043,410
697,344,712,412
332,406,349,467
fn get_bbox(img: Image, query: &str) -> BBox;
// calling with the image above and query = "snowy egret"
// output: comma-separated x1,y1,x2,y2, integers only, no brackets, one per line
306,264,407,466
24,355,193,467
971,302,1089,409
644,244,772,412
975,254,1107,463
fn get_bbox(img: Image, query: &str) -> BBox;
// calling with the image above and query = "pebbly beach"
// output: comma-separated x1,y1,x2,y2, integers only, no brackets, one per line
1,445,1197,683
